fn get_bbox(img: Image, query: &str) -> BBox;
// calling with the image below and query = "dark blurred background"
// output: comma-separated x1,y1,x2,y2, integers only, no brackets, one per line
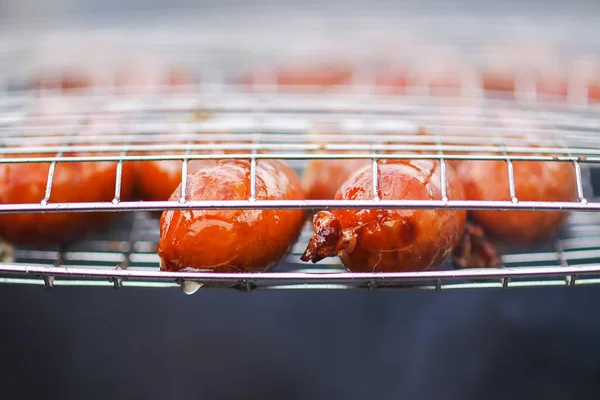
2,1,600,399
2,286,600,399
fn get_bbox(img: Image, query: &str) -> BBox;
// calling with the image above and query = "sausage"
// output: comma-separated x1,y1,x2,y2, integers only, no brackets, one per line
136,158,214,202
301,159,467,272
0,112,135,245
302,158,370,200
482,72,516,95
124,68,204,202
134,128,246,202
158,159,306,272
0,151,135,245
455,157,577,244
277,65,353,87
241,64,353,90
301,125,433,200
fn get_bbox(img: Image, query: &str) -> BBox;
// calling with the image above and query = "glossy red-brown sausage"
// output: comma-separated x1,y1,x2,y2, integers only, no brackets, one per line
301,126,434,200
302,158,370,200
137,158,213,202
158,159,306,272
0,111,135,245
455,158,577,244
301,159,467,272
135,131,247,202
0,151,135,245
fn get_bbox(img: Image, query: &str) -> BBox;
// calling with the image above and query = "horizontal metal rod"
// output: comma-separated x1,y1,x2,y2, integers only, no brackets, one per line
1,263,600,283
0,199,594,214
0,140,598,156
4,121,600,151
1,276,598,291
0,152,595,164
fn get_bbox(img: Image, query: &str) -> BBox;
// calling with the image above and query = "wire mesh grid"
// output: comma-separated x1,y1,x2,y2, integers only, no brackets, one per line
0,88,599,212
2,51,600,291
5,210,600,292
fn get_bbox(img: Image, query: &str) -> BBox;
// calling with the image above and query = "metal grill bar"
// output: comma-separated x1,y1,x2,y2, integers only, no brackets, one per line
3,276,600,290
2,262,600,282
2,131,598,150
435,134,449,202
41,117,87,204
0,199,595,213
250,154,258,201
371,156,379,201
5,275,600,290
41,158,58,205
113,154,125,203
574,161,587,204
506,157,518,203
0,152,593,164
180,152,190,203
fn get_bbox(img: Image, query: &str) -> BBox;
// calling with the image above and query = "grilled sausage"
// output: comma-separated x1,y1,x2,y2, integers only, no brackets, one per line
158,159,306,272
302,158,370,200
301,159,467,272
455,157,577,244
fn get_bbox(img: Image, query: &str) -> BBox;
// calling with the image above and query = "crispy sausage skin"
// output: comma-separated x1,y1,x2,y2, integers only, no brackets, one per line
158,159,306,272
301,159,467,272
455,158,577,244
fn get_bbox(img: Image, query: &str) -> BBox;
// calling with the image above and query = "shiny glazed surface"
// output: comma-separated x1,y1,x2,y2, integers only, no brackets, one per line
0,152,135,245
302,160,467,272
158,159,306,272
135,134,249,202
456,158,577,244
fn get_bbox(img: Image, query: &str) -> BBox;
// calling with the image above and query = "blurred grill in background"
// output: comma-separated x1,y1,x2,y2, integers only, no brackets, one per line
2,1,600,399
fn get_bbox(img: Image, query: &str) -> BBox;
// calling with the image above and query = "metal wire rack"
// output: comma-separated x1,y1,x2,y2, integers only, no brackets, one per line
2,32,600,291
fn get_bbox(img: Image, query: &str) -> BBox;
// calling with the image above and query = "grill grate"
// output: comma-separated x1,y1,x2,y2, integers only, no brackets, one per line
1,61,600,290
3,211,600,292
0,88,598,213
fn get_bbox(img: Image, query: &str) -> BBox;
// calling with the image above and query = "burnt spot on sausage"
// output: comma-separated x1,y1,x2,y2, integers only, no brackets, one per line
452,221,501,269
301,211,343,263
